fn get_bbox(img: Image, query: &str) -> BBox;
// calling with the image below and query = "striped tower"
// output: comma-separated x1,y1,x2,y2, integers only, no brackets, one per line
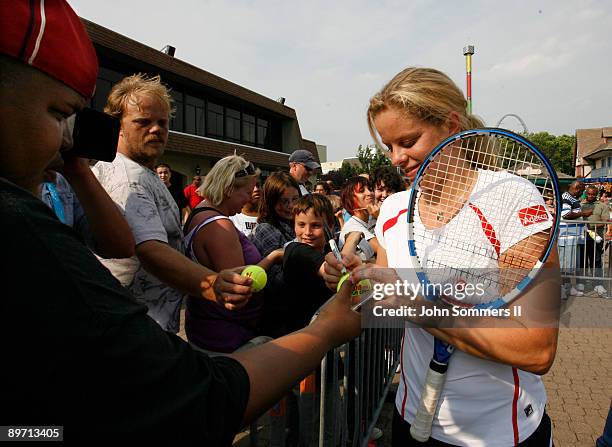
463,45,475,114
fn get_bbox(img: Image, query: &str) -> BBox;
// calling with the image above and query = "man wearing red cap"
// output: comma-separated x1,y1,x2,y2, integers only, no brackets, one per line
0,2,360,443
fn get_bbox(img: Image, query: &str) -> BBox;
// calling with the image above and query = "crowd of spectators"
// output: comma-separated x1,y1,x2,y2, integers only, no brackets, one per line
3,1,611,445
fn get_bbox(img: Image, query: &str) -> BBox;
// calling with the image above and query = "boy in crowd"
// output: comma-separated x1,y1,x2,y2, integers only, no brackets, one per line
230,181,261,237
283,194,363,331
0,1,361,443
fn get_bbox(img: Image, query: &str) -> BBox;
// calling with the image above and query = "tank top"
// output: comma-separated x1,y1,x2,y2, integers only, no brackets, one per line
184,209,263,352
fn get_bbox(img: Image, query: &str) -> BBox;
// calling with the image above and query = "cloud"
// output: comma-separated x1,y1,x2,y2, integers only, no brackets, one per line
70,0,612,160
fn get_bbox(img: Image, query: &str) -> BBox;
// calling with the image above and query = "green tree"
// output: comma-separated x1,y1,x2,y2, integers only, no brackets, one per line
524,132,575,176
321,144,391,189
357,144,391,173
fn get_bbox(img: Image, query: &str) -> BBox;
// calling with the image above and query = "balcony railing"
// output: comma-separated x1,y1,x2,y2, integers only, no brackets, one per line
589,166,612,178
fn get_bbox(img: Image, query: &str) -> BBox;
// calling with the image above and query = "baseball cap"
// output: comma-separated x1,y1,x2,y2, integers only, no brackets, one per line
0,0,98,98
289,150,321,171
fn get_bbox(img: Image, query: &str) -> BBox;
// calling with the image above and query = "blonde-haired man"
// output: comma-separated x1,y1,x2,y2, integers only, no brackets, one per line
92,74,214,332
0,3,361,442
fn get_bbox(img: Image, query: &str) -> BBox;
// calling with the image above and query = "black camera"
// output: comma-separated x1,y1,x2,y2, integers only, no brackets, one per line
66,107,120,162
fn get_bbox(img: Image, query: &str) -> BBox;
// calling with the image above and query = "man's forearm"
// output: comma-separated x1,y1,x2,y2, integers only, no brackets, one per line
137,240,218,301
230,324,332,424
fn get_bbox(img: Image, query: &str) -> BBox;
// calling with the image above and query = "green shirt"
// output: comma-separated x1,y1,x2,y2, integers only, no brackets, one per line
582,200,609,237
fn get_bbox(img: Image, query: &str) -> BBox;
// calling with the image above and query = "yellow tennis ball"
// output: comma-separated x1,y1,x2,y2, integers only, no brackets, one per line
241,265,267,292
337,273,351,292
336,273,372,297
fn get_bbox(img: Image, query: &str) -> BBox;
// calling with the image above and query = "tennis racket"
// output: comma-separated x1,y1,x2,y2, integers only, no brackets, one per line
407,128,560,442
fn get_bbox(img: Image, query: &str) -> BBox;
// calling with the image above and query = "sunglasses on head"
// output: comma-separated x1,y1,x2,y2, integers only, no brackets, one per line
235,162,256,178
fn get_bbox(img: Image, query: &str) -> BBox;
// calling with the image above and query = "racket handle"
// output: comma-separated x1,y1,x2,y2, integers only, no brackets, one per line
410,361,448,442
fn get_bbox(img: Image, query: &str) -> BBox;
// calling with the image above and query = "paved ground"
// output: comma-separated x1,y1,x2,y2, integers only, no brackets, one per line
179,295,612,446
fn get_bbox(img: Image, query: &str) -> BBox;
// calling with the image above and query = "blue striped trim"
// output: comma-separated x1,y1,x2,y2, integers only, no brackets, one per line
476,298,505,309
408,239,417,256
517,276,532,291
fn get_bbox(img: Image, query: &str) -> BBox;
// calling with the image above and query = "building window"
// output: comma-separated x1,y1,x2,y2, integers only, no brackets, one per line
257,118,269,147
243,113,255,144
92,67,125,111
226,108,241,142
92,78,113,112
185,95,205,136
170,90,184,132
207,102,224,138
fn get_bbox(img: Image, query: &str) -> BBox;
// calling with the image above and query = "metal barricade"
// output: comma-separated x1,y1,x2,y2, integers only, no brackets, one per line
558,219,611,298
286,220,611,446
315,326,403,447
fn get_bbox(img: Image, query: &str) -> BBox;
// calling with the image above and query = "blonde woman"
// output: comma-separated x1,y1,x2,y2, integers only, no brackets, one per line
184,155,281,353
329,68,559,446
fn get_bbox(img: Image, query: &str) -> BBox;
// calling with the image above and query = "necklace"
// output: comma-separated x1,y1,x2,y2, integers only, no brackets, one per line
436,210,445,222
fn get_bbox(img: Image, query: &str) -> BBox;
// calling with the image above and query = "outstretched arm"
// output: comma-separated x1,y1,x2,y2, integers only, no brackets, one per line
137,240,253,310
230,280,361,423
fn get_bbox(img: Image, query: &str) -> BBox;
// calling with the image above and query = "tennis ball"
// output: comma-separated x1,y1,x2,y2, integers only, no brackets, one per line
337,272,372,297
337,273,351,292
241,265,267,292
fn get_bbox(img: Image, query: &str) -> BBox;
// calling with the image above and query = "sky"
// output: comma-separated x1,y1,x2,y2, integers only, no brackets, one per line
70,0,612,161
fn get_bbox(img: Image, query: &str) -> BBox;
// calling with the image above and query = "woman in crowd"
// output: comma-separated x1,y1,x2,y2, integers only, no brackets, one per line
183,155,281,354
250,171,300,337
372,165,405,204
343,67,559,446
368,166,406,219
338,176,380,261
314,181,332,195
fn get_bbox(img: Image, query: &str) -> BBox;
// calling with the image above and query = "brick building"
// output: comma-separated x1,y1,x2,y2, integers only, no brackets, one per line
574,127,612,179
83,19,319,188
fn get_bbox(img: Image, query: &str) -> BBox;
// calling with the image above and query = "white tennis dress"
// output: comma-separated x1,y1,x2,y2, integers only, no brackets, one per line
376,170,553,446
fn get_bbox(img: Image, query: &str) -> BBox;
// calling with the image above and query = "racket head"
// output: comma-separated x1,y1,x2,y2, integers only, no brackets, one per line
406,128,561,309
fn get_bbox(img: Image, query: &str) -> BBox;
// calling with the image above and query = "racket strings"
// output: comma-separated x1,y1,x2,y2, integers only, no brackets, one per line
414,134,556,305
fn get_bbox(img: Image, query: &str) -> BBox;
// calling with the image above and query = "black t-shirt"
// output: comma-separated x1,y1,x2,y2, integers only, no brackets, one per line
168,181,189,210
282,242,334,333
0,178,249,445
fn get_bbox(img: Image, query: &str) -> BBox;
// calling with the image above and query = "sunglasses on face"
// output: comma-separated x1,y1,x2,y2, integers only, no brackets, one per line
278,197,299,207
235,162,256,178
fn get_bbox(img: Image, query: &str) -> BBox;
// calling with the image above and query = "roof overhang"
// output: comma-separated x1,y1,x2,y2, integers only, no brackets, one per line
166,131,289,169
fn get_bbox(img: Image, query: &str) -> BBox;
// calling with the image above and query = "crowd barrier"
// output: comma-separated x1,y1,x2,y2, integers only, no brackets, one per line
558,219,611,298
256,219,610,446
268,326,403,447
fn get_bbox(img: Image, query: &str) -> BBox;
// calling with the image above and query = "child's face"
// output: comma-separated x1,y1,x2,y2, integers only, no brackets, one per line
295,209,327,252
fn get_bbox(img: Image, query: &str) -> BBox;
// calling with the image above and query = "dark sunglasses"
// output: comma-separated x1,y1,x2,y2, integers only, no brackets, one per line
235,162,256,178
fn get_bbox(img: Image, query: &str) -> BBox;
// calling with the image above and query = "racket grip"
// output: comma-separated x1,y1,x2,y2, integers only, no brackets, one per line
410,361,448,442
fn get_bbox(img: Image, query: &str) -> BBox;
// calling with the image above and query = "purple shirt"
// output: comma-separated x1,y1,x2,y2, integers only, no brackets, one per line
185,214,263,353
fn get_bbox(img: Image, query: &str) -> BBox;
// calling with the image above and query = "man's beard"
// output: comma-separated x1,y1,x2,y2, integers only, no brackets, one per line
129,142,165,168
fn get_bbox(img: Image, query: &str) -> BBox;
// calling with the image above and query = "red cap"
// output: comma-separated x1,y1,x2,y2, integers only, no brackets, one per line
0,0,98,98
